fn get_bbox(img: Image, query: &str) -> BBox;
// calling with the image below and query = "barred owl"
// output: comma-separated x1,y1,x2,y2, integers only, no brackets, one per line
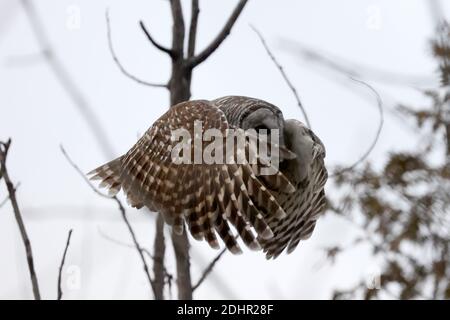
89,96,327,259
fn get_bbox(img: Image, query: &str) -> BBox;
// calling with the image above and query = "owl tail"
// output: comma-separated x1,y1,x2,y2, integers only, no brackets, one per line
87,157,123,196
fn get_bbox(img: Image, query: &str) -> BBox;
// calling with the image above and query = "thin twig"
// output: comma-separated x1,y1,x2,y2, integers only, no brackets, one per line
106,10,168,88
187,0,200,58
187,0,248,67
330,77,384,176
0,182,20,209
116,206,157,299
57,229,73,300
98,226,154,260
192,247,227,291
276,38,386,173
0,139,41,300
251,25,312,128
98,226,139,248
60,145,157,298
139,21,175,57
97,226,173,296
20,0,115,159
60,146,110,199
280,39,435,88
281,39,425,135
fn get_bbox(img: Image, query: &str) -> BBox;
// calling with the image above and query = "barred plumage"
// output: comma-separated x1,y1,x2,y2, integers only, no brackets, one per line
215,98,328,259
89,96,327,259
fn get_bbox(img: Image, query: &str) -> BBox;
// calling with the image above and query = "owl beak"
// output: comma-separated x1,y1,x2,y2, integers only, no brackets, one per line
279,145,297,160
269,131,296,161
277,132,296,160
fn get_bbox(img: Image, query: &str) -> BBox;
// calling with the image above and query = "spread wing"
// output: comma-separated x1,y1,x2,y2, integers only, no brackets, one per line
88,100,295,253
261,142,328,259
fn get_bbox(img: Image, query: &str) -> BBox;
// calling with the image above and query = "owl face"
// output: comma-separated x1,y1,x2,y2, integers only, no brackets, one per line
213,96,288,156
283,119,318,181
240,107,286,148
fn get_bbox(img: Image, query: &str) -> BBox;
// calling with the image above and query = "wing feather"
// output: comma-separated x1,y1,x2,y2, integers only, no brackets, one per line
262,153,327,259
89,100,295,254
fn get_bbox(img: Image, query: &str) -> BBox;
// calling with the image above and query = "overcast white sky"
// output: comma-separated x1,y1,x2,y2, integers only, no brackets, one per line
0,0,448,299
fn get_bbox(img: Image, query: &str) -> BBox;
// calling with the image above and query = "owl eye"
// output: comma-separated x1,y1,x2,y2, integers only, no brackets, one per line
254,125,268,131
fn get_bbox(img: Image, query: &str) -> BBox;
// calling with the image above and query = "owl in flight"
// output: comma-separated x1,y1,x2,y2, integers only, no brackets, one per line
89,96,327,259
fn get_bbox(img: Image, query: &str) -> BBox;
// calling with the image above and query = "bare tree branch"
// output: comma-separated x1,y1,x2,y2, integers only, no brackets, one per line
139,21,175,57
280,39,435,87
116,208,158,300
0,139,41,300
57,229,73,300
330,77,384,176
97,226,174,298
60,145,157,298
153,214,166,300
20,0,115,159
276,37,386,175
0,182,20,209
251,25,312,128
60,146,110,199
106,10,168,88
97,226,152,258
170,0,186,57
187,0,200,58
187,0,248,68
192,247,227,291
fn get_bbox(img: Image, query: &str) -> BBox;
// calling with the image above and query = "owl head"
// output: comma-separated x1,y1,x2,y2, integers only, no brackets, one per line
213,95,287,149
213,96,325,180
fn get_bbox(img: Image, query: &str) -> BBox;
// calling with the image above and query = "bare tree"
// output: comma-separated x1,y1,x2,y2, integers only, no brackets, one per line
135,0,249,299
